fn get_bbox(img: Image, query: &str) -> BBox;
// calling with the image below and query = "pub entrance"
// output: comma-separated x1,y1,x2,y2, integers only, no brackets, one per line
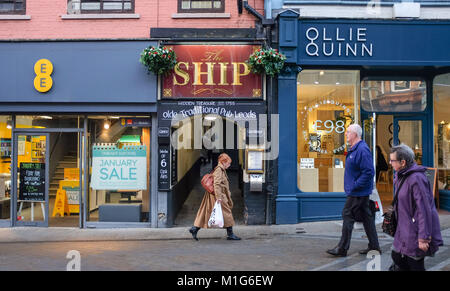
172,115,246,227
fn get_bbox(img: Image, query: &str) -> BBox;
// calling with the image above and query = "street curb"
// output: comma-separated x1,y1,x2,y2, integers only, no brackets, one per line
0,224,301,243
0,213,448,243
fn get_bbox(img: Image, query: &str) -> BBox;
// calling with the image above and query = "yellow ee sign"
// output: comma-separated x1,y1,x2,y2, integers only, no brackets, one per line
34,59,53,93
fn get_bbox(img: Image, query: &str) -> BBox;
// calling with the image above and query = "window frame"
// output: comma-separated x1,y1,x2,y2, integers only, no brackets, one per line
79,0,135,14
177,0,225,13
0,0,26,15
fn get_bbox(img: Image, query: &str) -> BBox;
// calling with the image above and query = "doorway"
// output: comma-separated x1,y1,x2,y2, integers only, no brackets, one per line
364,114,427,208
11,129,84,227
172,115,246,227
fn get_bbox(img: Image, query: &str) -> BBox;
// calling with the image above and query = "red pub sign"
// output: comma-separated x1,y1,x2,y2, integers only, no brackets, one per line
162,45,262,98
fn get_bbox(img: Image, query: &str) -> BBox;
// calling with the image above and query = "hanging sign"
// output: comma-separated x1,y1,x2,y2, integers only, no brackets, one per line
162,45,262,98
120,118,151,127
91,145,147,190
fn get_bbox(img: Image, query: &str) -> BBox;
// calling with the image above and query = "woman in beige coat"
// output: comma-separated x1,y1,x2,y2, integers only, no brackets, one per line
189,153,241,241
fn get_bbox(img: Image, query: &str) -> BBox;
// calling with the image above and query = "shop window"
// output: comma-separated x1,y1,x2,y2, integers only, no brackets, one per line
67,0,134,14
87,116,151,223
361,79,426,112
434,73,450,191
0,116,12,221
297,70,359,193
0,0,25,14
178,0,224,13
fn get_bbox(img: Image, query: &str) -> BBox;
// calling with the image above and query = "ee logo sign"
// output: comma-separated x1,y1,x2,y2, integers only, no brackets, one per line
34,59,53,93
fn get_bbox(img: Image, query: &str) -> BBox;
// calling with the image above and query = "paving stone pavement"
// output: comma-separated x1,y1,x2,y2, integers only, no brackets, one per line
0,225,449,271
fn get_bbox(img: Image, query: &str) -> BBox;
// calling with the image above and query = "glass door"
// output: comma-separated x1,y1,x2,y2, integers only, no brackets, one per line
12,132,49,227
393,116,426,166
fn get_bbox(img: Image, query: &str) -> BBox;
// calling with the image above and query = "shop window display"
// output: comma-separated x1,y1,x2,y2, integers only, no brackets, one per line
297,70,359,192
0,116,12,220
434,74,450,192
87,116,151,223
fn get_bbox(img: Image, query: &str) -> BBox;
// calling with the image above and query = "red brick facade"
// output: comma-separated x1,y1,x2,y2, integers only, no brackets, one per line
0,0,264,40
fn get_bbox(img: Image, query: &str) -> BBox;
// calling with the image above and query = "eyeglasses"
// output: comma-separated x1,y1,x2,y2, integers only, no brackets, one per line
389,159,399,163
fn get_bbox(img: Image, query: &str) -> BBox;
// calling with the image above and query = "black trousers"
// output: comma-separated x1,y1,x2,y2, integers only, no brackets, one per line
338,196,380,251
391,251,425,271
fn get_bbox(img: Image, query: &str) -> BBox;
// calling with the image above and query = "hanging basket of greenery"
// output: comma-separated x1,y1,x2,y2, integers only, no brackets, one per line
139,46,177,75
246,47,286,76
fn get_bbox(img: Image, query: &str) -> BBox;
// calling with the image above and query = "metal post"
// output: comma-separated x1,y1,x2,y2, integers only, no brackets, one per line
10,115,16,227
79,117,83,228
83,116,88,227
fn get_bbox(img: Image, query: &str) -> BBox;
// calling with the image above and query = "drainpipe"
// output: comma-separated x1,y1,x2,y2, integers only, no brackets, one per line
243,0,274,26
241,1,277,224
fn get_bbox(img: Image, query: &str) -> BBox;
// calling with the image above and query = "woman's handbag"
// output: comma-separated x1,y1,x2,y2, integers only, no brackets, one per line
208,201,224,228
382,207,397,237
201,166,218,194
201,173,214,194
382,176,407,237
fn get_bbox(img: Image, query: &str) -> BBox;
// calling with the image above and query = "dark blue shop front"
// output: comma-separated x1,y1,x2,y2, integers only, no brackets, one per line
276,11,450,224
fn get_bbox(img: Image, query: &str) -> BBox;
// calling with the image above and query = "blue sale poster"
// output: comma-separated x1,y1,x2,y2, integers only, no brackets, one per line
91,145,147,190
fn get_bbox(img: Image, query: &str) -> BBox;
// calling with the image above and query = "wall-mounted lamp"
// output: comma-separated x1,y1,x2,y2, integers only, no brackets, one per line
6,119,12,129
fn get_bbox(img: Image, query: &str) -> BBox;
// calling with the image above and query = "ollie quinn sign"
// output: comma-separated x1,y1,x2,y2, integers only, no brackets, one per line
91,145,147,190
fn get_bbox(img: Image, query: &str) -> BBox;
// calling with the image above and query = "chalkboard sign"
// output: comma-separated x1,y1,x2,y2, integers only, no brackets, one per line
425,168,437,197
19,163,46,202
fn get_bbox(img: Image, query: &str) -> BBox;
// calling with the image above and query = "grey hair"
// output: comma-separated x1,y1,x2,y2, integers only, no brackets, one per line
347,124,362,138
390,144,416,168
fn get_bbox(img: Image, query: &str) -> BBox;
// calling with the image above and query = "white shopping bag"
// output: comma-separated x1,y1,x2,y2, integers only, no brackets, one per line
370,187,384,225
208,201,224,228
354,187,384,229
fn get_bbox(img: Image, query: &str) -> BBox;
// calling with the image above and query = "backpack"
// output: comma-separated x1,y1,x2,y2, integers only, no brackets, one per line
201,166,218,194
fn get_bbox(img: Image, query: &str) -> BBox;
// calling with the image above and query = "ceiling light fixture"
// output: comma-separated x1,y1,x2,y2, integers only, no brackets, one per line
104,120,111,130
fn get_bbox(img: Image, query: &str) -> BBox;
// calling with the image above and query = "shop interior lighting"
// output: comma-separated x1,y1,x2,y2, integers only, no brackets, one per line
204,115,217,121
39,116,53,119
6,119,12,129
104,120,111,130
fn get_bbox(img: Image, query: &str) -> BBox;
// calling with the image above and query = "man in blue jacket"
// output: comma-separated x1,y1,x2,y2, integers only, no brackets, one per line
326,124,381,257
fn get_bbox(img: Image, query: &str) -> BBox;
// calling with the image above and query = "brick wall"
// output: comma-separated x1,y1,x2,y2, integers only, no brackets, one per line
0,0,264,40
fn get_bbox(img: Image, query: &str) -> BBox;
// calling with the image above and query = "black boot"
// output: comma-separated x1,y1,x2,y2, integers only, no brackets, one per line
226,227,241,240
326,246,347,257
189,226,200,241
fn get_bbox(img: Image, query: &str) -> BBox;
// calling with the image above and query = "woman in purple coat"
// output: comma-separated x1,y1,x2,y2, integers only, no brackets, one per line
389,144,443,271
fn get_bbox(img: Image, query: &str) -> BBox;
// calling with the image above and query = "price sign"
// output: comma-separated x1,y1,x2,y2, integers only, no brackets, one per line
312,120,346,134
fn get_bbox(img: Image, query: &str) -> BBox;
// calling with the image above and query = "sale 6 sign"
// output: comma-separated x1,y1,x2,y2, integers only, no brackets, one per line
91,145,147,190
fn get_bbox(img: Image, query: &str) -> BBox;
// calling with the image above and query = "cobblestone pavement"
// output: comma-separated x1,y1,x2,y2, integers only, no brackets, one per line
0,228,449,271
